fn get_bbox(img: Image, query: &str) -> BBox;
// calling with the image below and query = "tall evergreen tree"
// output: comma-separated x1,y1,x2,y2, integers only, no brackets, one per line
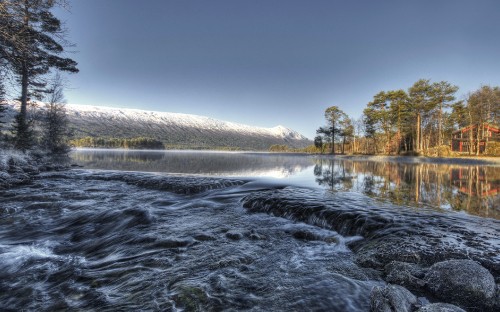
364,91,393,153
450,101,468,129
387,90,409,151
466,85,500,155
0,0,78,150
430,81,459,146
314,135,324,154
408,79,434,152
0,77,6,134
41,73,70,155
0,77,5,111
316,126,332,154
324,105,347,154
339,116,354,154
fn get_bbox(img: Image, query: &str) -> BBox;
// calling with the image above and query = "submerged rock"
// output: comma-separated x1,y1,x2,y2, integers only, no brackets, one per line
173,286,209,311
225,231,243,240
193,233,216,241
292,230,323,241
424,259,496,310
370,284,417,312
416,303,465,312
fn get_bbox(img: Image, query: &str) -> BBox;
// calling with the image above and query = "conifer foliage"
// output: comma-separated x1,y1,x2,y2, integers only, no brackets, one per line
0,0,78,151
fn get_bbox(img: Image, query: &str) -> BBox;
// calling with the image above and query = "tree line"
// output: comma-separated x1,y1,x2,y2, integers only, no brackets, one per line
71,137,165,150
0,0,77,155
315,79,500,156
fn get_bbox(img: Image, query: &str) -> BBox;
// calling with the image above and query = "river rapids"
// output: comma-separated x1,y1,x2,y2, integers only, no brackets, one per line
0,166,499,311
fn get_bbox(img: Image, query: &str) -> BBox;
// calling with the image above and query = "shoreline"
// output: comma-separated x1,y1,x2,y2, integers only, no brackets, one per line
72,148,500,165
312,154,500,166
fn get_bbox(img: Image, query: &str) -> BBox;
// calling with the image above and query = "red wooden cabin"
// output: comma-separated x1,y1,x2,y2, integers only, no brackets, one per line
451,123,500,154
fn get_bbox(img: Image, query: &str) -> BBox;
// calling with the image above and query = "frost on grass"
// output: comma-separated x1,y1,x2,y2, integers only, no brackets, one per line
0,150,36,188
0,149,30,171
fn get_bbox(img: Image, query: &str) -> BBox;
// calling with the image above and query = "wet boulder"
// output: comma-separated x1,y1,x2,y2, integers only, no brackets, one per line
416,303,465,312
246,229,265,240
193,233,216,241
225,231,243,240
424,259,496,310
370,284,417,312
384,261,426,291
292,230,322,241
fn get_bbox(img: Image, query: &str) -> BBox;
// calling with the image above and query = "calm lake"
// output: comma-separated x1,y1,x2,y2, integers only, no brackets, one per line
1,149,499,311
71,149,500,220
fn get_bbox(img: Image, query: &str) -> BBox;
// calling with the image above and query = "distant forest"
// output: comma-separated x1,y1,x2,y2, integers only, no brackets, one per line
312,80,500,156
70,137,165,149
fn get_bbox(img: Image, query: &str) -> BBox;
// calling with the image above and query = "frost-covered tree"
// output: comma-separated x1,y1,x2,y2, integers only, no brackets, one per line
0,0,78,151
0,77,6,128
40,73,70,155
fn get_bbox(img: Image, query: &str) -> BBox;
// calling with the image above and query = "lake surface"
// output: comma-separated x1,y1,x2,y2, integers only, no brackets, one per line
1,149,499,311
71,149,500,220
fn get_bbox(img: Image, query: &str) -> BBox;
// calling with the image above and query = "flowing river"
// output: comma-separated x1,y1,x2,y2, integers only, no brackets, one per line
1,150,499,311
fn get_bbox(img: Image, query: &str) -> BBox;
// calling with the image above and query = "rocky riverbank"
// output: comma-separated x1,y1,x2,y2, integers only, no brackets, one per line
0,149,71,189
1,151,499,311
371,259,498,311
242,188,500,311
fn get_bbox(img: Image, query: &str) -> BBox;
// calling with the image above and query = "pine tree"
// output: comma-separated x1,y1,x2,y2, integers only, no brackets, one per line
466,85,500,155
41,73,70,155
0,78,7,148
0,0,78,151
324,106,347,154
408,79,434,152
430,81,459,146
0,77,6,127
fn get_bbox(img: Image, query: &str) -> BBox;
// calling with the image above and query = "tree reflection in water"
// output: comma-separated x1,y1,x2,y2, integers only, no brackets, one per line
313,158,500,219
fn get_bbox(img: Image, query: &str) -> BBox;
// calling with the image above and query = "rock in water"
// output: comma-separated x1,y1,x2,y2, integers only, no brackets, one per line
416,303,465,312
384,261,426,291
424,259,496,310
370,284,417,312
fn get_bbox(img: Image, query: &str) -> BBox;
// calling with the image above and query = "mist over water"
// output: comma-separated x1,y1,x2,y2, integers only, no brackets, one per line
0,150,498,311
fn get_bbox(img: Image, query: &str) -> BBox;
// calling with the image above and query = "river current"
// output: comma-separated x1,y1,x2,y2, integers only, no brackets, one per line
1,150,499,311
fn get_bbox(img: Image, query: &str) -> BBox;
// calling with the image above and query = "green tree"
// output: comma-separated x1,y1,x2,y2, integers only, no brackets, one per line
430,81,459,146
339,116,354,154
324,105,347,154
387,90,410,152
364,91,393,153
316,126,331,154
466,85,500,155
408,79,434,152
363,108,378,154
314,135,324,154
0,0,78,150
450,102,467,129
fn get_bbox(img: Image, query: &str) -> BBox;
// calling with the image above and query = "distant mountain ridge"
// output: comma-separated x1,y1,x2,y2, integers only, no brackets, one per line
1,102,312,150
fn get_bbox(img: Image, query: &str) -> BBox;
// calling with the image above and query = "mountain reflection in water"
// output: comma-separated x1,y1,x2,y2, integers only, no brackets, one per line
71,149,313,178
71,150,500,219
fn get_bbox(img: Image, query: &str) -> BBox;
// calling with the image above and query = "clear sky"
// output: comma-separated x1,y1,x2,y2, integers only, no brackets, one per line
56,0,500,139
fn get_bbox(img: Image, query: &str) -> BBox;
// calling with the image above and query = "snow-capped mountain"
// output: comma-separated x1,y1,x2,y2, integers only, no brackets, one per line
1,102,311,150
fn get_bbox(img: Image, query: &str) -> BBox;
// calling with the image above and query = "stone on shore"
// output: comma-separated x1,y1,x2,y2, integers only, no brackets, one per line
416,303,465,312
370,284,417,312
384,261,426,291
424,259,496,310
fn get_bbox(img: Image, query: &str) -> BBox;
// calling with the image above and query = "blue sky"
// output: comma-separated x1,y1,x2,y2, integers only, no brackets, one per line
56,0,500,139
